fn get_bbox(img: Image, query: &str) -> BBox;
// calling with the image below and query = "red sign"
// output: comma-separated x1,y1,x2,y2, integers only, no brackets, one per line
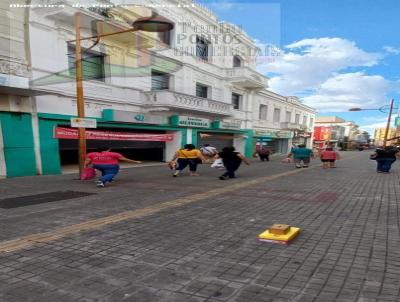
54,127,174,142
313,126,331,141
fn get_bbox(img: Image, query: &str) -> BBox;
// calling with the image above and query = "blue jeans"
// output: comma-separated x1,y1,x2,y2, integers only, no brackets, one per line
376,158,395,172
93,164,120,183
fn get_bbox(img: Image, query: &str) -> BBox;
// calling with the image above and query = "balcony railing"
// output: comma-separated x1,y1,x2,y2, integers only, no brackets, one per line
281,122,309,131
224,67,268,89
144,90,233,116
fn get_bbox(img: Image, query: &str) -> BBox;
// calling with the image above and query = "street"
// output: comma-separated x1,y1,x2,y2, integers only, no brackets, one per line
0,152,399,302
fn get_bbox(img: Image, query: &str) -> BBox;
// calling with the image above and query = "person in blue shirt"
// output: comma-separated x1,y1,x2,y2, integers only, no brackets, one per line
287,144,314,168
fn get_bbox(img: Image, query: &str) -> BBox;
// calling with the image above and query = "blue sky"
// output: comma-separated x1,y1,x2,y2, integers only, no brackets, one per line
200,0,400,133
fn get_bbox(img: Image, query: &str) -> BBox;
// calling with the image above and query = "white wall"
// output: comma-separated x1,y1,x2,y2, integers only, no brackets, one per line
233,136,246,155
165,130,182,162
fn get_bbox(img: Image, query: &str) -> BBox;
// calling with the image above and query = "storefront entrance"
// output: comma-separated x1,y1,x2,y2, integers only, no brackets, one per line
57,127,168,167
197,132,234,152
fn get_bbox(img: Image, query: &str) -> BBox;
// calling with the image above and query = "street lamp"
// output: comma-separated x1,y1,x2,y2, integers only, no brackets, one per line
349,99,396,147
70,12,174,177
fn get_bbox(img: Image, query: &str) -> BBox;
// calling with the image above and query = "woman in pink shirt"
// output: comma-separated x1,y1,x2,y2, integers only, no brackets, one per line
85,147,141,187
320,147,340,169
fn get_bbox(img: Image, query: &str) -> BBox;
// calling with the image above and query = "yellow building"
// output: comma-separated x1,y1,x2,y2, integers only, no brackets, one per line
374,128,397,146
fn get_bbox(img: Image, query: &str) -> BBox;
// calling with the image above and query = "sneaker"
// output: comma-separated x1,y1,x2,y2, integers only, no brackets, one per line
219,176,226,180
96,181,105,187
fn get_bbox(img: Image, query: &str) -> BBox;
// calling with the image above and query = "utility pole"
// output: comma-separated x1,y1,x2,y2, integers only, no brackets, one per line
75,12,87,176
383,99,395,147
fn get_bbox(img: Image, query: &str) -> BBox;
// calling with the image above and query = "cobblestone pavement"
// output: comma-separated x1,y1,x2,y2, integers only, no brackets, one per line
0,152,400,302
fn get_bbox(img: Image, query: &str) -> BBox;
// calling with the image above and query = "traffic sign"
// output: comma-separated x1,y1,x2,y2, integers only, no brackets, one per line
395,117,400,127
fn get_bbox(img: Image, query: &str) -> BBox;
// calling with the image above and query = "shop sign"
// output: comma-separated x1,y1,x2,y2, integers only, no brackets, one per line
54,127,174,142
254,129,293,139
313,126,331,141
213,120,242,130
293,131,312,138
102,109,168,125
170,115,210,128
70,118,97,128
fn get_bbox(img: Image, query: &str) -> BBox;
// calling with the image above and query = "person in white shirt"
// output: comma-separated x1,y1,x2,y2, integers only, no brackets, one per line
200,144,218,162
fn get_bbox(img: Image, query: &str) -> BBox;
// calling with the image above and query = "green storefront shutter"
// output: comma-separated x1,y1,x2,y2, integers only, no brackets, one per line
0,112,37,177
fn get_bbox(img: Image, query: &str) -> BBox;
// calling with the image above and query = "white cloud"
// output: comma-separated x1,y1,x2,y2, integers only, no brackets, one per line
302,72,393,112
256,37,399,112
359,114,399,134
383,46,400,55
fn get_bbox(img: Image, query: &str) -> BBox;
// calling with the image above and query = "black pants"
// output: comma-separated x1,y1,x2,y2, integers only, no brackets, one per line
221,161,241,178
259,154,270,161
177,158,198,172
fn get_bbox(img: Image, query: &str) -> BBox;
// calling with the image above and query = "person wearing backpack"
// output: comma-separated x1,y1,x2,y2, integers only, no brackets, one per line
255,145,271,162
370,145,399,173
169,144,205,177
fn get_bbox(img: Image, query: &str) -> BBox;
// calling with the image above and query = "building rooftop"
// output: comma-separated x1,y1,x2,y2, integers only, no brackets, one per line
315,116,346,123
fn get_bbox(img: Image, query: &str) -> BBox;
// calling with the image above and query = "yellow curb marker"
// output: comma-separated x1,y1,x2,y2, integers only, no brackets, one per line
0,165,320,253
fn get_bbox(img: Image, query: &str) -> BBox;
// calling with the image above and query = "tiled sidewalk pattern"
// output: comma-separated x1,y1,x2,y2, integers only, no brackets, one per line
0,152,399,302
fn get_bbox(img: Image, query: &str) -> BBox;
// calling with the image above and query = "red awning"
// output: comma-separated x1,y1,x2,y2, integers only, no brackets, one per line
54,127,173,142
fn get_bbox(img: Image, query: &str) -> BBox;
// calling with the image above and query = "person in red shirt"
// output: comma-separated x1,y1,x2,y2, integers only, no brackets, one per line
85,147,141,187
320,147,340,169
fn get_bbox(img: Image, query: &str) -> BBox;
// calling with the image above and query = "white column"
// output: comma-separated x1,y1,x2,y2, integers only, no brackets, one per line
31,113,43,175
186,128,193,144
165,130,182,161
0,121,7,177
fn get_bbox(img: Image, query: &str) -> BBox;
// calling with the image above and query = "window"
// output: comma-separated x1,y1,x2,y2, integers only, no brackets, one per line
68,45,105,82
196,83,208,98
309,118,314,128
273,108,281,123
158,31,171,45
196,36,209,61
295,114,300,124
232,93,241,110
151,70,169,90
302,116,307,126
233,55,242,67
259,105,268,120
285,111,292,122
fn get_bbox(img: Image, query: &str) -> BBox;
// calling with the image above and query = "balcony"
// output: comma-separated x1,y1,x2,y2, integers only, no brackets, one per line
280,122,309,131
144,90,233,117
224,67,268,89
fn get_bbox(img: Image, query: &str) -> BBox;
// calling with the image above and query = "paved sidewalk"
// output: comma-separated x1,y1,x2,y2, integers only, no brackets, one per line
0,152,400,302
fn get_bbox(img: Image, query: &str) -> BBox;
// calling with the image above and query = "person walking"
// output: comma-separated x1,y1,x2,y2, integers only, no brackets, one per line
170,144,205,177
200,144,218,163
287,144,314,168
85,147,142,187
215,146,250,180
320,147,340,169
371,146,399,173
255,145,271,162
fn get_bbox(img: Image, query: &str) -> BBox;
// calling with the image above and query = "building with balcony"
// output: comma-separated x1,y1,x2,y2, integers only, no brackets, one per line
314,116,363,150
252,92,315,153
0,0,315,177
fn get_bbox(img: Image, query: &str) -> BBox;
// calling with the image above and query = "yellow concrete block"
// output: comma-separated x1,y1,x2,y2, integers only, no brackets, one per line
258,226,300,244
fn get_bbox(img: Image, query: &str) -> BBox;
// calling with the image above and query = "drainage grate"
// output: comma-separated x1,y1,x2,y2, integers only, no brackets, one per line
0,191,95,209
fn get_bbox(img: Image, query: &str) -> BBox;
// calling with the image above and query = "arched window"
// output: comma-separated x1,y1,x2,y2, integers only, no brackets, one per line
233,55,242,67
